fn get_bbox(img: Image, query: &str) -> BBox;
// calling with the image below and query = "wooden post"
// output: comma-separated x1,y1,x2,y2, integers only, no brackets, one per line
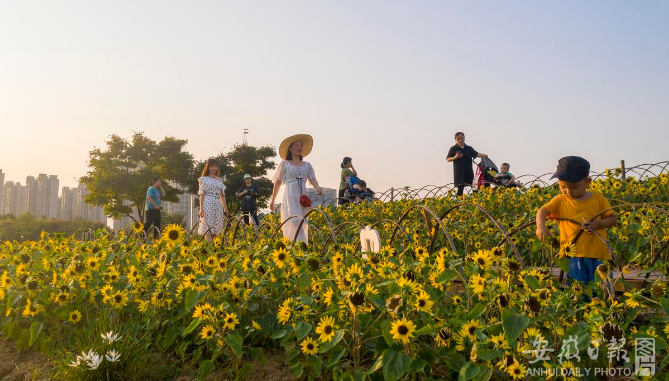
390,187,395,202
620,160,626,180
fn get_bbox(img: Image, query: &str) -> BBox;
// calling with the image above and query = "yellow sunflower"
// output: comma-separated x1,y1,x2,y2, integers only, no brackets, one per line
470,250,492,269
415,291,434,313
223,312,239,330
301,337,319,355
161,224,186,245
460,320,482,339
315,316,337,343
559,243,576,258
272,248,291,269
132,221,144,234
469,274,486,294
390,318,416,344
110,290,129,309
86,257,100,271
323,288,335,306
68,310,82,324
200,325,215,340
54,292,70,306
506,361,526,380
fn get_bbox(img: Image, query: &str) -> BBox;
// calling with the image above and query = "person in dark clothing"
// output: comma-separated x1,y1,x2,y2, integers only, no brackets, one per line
339,157,357,205
446,132,488,196
356,180,374,202
236,174,260,225
145,178,165,238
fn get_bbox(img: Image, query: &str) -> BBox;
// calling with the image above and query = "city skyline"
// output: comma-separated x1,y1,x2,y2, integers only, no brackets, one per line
1,2,667,194
1,170,106,225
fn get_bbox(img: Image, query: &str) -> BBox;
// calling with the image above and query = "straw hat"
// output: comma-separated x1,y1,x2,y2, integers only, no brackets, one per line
279,134,313,160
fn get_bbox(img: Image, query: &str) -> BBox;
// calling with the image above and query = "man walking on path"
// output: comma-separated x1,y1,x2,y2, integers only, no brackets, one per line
145,178,166,238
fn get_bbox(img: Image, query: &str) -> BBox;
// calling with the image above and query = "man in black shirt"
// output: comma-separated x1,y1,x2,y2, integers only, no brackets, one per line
237,174,260,225
446,132,489,196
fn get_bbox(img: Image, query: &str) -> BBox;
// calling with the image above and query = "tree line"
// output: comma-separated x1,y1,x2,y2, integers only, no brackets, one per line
0,214,107,242
80,132,277,224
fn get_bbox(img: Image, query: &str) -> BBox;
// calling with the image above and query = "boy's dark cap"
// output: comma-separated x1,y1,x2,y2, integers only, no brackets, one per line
550,156,590,182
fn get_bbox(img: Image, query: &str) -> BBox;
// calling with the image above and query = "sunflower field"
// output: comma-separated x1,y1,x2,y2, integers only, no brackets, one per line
1,171,669,380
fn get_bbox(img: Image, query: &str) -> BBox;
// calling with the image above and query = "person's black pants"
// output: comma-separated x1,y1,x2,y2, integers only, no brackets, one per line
242,209,259,226
338,189,350,205
456,185,466,197
145,209,161,238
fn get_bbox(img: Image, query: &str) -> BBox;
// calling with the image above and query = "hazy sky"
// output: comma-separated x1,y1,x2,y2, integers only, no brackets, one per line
1,1,668,193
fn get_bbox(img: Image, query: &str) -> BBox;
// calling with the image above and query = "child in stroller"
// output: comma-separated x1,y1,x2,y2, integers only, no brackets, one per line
493,163,520,189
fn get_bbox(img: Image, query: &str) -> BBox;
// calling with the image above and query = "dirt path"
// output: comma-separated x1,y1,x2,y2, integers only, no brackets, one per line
0,340,52,380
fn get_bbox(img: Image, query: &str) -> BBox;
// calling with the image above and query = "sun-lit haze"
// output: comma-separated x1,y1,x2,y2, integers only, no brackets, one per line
1,1,668,194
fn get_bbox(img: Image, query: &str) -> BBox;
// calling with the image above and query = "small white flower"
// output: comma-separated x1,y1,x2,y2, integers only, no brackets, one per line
101,331,120,343
105,349,121,362
87,353,103,370
69,359,80,367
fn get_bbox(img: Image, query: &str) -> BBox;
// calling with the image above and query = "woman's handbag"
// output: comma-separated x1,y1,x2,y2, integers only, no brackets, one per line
297,177,312,207
299,194,312,208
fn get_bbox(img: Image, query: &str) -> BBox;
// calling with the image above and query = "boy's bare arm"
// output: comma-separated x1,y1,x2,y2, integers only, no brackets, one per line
535,207,551,242
585,214,617,231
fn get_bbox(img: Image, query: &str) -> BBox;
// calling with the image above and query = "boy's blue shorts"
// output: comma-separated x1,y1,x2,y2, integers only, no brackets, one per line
568,257,602,284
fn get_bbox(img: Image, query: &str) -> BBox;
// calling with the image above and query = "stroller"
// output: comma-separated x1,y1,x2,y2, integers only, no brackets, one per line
473,157,499,190
343,175,361,202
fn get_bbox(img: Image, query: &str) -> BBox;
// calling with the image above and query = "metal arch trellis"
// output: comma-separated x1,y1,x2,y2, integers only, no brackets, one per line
437,202,525,267
268,208,338,247
371,161,669,203
388,205,458,254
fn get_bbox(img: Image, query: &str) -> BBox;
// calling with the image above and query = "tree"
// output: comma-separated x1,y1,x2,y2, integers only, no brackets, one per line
190,144,276,213
80,133,194,223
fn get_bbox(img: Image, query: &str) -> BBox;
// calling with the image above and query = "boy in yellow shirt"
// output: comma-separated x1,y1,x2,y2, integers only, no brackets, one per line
536,156,617,285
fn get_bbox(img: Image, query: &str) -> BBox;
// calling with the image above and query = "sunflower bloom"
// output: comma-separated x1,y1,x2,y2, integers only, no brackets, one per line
200,325,215,340
223,312,239,330
415,291,434,313
469,274,486,294
315,316,337,343
162,224,186,245
390,318,416,344
272,248,291,269
301,337,319,355
68,310,82,324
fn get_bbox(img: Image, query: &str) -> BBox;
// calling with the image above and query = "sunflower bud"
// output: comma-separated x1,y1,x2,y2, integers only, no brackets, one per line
350,291,365,306
307,258,320,271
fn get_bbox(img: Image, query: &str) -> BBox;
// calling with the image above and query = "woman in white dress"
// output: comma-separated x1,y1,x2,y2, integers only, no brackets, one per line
269,134,323,243
198,159,230,242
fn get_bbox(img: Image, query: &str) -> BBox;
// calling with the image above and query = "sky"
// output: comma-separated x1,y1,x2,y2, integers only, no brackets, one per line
1,1,668,194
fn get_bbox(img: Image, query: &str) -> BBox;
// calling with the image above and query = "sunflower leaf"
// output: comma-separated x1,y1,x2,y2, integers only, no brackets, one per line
502,309,530,344
225,332,243,358
382,348,411,381
295,321,312,341
466,303,486,319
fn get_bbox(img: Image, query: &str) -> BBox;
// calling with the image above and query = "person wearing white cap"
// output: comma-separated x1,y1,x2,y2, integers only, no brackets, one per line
270,134,323,243
236,174,259,225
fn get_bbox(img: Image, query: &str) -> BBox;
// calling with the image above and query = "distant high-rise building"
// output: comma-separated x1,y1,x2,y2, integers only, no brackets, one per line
59,184,107,224
162,183,193,229
2,181,26,217
60,186,75,220
35,174,59,218
24,176,37,215
0,169,5,213
306,187,337,208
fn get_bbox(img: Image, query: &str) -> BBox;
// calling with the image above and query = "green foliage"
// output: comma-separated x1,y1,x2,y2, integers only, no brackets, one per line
80,132,194,223
0,213,106,242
